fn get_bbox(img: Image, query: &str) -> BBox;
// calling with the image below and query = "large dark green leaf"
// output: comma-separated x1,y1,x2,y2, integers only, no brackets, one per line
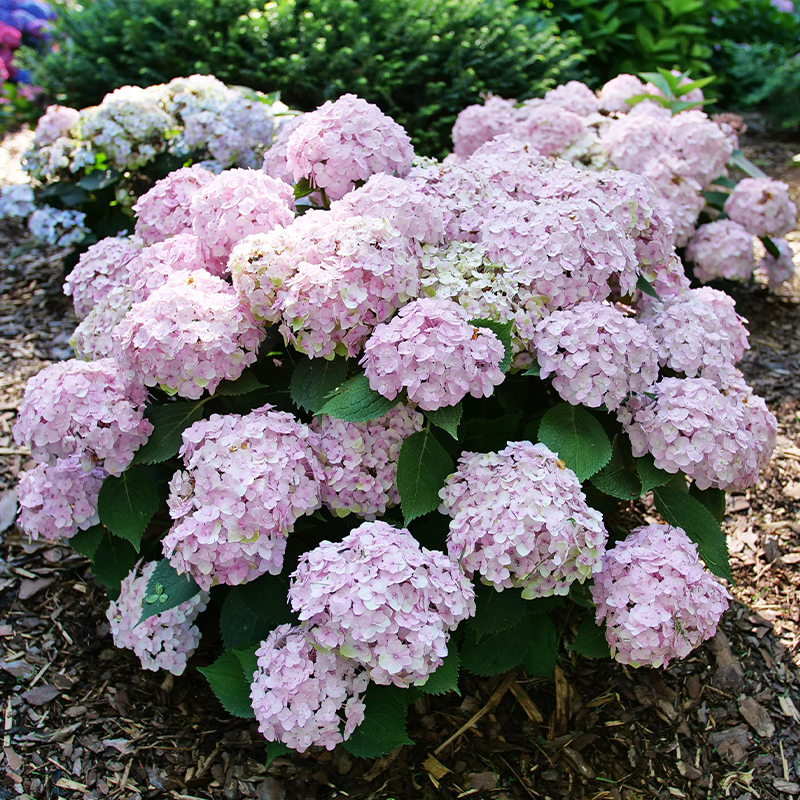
290,355,348,413
97,467,159,551
343,684,413,758
397,429,454,524
139,559,201,624
318,373,400,422
134,401,206,464
198,651,255,718
538,403,612,481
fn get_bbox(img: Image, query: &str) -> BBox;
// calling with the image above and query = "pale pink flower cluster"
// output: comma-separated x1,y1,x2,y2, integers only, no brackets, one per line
510,100,586,158
285,94,414,200
724,177,797,238
638,252,691,305
597,74,646,113
603,104,671,175
592,524,729,668
163,405,323,590
114,270,264,400
262,114,305,185
361,297,505,411
17,455,105,542
14,358,151,475
63,236,141,317
685,220,755,283
34,105,80,147
440,441,607,598
534,302,659,410
758,238,797,290
70,285,133,362
127,233,213,299
250,624,369,752
643,158,705,246
451,96,520,159
544,81,599,116
644,287,749,387
289,521,475,687
132,165,216,245
619,376,777,491
669,110,732,188
107,561,210,675
189,168,295,270
311,404,423,518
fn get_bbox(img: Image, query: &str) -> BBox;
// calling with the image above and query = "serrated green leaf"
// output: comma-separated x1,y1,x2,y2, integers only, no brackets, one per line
397,429,454,524
215,368,265,396
199,651,255,718
461,615,533,676
689,484,727,523
636,453,672,493
461,412,522,454
234,644,259,684
266,741,290,765
97,468,159,551
220,589,278,649
424,403,462,439
318,373,400,422
522,614,558,677
420,646,460,696
290,355,348,413
90,532,139,600
636,274,659,299
70,524,104,559
591,436,642,500
760,236,781,259
343,684,413,758
468,582,562,642
523,360,541,377
235,572,298,629
469,318,514,372
139,559,201,624
653,486,731,581
567,617,611,659
134,401,206,464
538,403,612,482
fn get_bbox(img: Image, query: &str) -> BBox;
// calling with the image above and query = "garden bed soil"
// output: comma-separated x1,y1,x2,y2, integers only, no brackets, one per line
1,126,800,800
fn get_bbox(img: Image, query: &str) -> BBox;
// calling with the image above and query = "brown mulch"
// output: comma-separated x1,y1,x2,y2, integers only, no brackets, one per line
2,127,800,800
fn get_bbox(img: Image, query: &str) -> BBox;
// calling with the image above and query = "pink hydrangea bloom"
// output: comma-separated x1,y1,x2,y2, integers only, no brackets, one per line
34,105,80,147
724,177,797,238
638,252,691,305
262,114,306,185
163,405,323,589
510,100,586,157
311,404,423,518
133,165,216,246
17,456,105,542
289,520,475,687
597,74,647,113
685,220,755,283
643,287,749,387
534,302,659,410
70,285,133,362
643,158,705,247
544,81,599,116
107,561,210,675
619,376,777,491
603,106,671,174
758,238,796,290
451,95,520,159
250,624,369,752
285,94,414,200
114,270,265,400
361,297,505,411
440,441,607,597
669,110,733,188
592,524,729,668
13,358,151,475
190,168,295,271
63,236,142,318
127,233,214,299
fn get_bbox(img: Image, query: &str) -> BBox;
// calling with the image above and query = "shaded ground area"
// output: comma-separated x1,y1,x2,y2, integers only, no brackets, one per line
1,127,800,800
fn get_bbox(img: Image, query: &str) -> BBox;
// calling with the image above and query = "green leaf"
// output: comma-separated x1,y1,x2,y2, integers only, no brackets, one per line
215,368,265,396
90,532,139,600
420,646,460,696
290,355,348,413
293,176,316,200
97,467,159,551
636,453,672,494
76,168,120,191
424,403,462,439
689,484,727,523
567,617,611,659
652,485,732,581
220,589,277,650
198,651,255,718
318,373,400,423
523,360,541,377
234,572,298,629
636,274,659,299
728,150,768,179
522,614,558,678
265,741,290,765
397,429,454,524
461,615,534,676
468,582,562,642
70,524,104,559
469,318,514,372
702,190,730,211
461,412,522,454
343,684,413,758
591,436,642,500
139,559,201,623
134,401,206,464
760,236,781,259
234,644,259,684
674,75,715,97
537,403,612,482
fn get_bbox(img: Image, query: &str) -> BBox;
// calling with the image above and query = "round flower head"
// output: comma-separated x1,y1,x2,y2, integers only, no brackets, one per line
285,94,414,200
544,81,599,116
133,165,216,245
17,456,105,542
669,110,733,188
250,624,369,752
758,237,796,290
107,561,209,675
13,358,151,475
685,220,755,283
510,100,586,157
70,285,133,362
619,376,776,491
597,74,647,114
262,114,306,185
643,158,705,247
451,95,520,159
63,236,141,318
361,297,505,411
724,177,797,238
289,520,475,687
189,168,296,271
440,441,607,598
34,105,80,147
603,106,671,174
592,524,729,668
637,251,691,307
534,302,659,410
127,233,213,299
163,405,324,589
643,287,749,387
114,270,265,400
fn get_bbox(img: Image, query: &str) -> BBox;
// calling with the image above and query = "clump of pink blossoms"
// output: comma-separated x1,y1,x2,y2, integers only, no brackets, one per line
597,74,646,114
289,520,475,687
163,405,324,590
107,561,210,675
13,358,151,475
250,624,369,752
758,238,797,290
33,105,80,147
724,177,797,238
544,81,599,116
440,441,607,598
126,233,213,299
592,524,729,668
533,302,659,410
685,220,755,283
451,96,520,159
361,297,505,411
114,270,265,400
311,404,423,518
285,94,414,200
510,100,586,158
